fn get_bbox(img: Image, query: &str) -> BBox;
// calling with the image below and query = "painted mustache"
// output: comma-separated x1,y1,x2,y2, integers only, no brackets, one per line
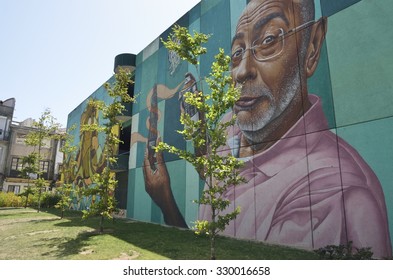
235,84,273,110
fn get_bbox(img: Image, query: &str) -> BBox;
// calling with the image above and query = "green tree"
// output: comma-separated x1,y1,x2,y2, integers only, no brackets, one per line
19,152,39,208
80,68,134,233
55,182,72,219
55,130,77,219
24,109,60,212
158,25,244,260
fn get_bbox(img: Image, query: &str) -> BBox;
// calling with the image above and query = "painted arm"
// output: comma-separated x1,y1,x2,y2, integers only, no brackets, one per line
142,141,188,228
344,187,392,259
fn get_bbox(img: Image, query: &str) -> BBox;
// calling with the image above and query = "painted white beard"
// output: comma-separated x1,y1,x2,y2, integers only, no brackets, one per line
237,89,275,132
237,67,301,145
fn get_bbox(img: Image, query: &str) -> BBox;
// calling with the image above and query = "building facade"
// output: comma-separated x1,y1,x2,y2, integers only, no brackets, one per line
0,98,15,187
67,0,393,258
66,53,135,211
2,118,64,194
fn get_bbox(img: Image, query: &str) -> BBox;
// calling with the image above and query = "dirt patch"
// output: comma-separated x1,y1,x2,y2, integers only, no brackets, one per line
89,228,115,235
112,251,140,260
2,229,60,241
0,216,58,227
3,235,17,241
27,230,60,236
79,248,95,255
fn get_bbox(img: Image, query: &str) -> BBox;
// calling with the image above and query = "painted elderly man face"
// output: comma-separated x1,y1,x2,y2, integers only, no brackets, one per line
231,0,319,144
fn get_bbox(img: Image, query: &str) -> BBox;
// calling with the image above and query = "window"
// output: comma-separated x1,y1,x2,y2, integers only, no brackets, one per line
7,185,20,194
11,157,23,171
60,139,66,149
56,163,63,180
39,160,50,180
39,161,49,173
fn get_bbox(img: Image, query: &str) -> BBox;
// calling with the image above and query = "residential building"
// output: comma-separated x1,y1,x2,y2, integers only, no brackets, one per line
0,98,15,188
2,118,64,194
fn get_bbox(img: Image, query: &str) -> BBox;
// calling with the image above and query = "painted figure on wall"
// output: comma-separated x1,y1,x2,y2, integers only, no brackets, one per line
143,0,391,258
74,100,106,188
65,100,107,209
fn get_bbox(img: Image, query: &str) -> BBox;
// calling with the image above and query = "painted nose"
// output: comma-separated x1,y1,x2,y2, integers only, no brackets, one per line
233,48,257,85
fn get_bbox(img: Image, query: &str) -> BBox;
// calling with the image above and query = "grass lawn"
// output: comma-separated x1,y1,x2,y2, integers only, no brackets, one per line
0,207,318,260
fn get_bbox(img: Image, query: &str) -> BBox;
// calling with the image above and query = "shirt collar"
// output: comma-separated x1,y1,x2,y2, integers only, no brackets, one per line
228,95,329,177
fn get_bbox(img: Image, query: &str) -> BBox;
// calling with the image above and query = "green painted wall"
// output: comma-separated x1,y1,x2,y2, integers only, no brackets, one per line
327,0,393,127
119,0,393,257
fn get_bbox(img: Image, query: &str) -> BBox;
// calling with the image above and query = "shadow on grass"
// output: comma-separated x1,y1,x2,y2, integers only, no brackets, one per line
44,208,317,260
1,216,59,227
2,218,60,227
0,208,37,217
39,233,95,259
52,216,207,259
0,207,28,211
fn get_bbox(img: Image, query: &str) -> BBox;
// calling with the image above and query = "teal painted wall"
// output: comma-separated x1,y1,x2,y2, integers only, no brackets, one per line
121,0,393,258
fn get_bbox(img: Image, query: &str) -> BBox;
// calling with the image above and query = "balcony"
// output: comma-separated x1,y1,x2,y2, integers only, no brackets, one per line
0,104,14,117
0,129,10,141
116,102,132,123
109,153,129,172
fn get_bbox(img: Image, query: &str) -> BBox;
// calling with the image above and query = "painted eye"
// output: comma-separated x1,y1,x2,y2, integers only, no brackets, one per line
231,48,244,58
252,29,284,60
261,35,277,45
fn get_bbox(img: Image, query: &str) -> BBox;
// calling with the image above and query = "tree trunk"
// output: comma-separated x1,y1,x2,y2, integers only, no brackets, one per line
99,215,104,233
211,234,216,260
37,189,41,213
209,171,217,260
25,193,29,208
25,180,30,208
210,201,216,260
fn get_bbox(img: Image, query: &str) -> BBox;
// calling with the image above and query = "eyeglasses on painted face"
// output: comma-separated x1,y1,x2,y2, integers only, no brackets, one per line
231,20,315,64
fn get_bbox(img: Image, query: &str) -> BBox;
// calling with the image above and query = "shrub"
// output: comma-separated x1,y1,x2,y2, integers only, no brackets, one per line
0,191,61,209
0,192,23,207
314,242,374,260
40,192,62,208
27,194,39,208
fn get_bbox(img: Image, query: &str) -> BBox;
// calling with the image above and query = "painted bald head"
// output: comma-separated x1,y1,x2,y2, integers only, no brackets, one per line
242,0,315,41
231,0,326,148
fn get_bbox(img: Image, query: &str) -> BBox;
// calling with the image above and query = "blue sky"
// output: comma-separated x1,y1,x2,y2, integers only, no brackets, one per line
0,0,200,126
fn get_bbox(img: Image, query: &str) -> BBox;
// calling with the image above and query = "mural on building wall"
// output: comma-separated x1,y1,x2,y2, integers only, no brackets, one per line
74,100,106,187
65,100,107,209
126,0,392,258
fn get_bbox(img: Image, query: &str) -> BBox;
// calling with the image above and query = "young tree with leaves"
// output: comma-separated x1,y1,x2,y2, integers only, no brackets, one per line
19,153,39,208
24,109,60,212
154,25,245,260
80,69,134,233
55,130,77,219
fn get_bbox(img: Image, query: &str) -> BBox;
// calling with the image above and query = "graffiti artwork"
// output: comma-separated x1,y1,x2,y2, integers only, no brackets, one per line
64,100,107,209
125,0,393,259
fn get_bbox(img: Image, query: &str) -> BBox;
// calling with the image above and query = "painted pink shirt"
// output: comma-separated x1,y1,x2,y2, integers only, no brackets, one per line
199,95,392,258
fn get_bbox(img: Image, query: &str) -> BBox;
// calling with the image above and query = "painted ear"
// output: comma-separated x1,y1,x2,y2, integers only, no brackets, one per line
306,17,327,77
